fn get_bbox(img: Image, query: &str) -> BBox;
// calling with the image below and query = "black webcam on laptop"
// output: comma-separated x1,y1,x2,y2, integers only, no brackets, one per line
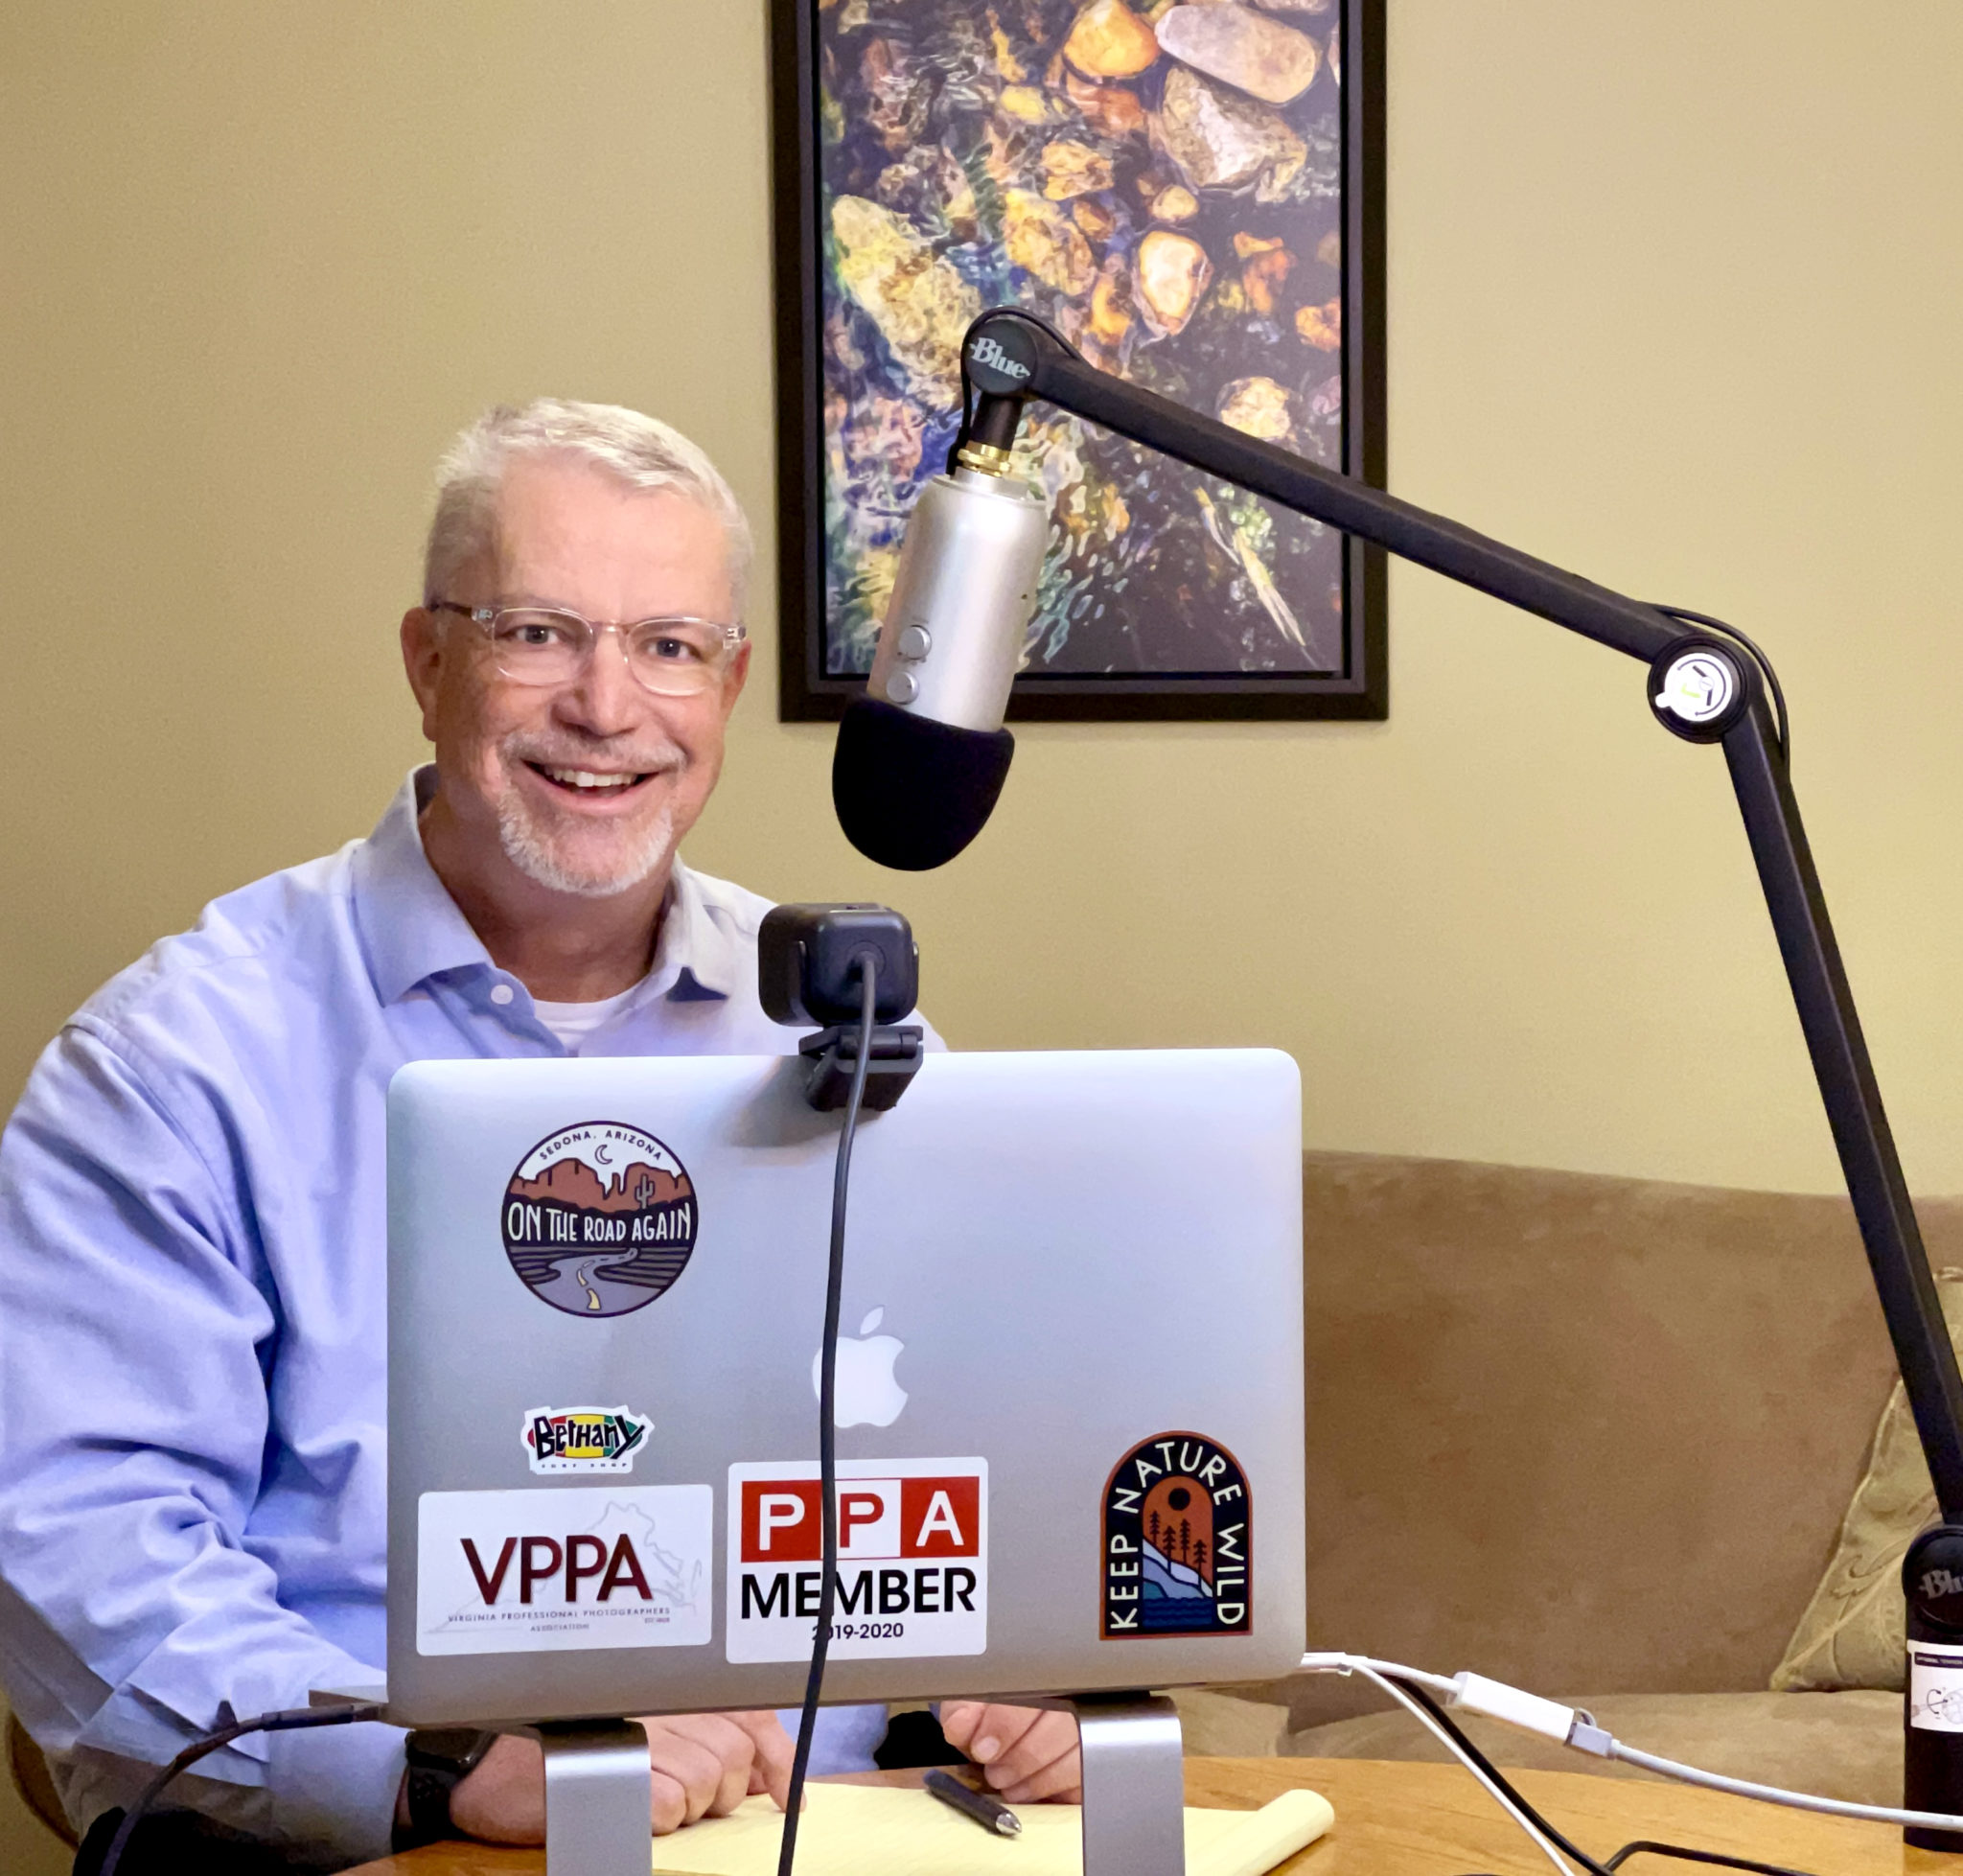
757,903,923,1112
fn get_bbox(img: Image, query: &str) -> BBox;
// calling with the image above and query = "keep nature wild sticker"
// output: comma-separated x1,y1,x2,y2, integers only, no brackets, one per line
1101,1431,1251,1637
501,1122,698,1317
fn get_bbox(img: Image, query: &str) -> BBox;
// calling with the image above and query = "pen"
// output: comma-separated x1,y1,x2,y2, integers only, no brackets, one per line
924,1766,1023,1838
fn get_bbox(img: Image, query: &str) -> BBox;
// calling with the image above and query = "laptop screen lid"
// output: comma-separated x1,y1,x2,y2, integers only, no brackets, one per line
386,1048,1304,1727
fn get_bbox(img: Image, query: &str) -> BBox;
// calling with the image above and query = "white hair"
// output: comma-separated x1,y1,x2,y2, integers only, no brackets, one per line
422,397,752,614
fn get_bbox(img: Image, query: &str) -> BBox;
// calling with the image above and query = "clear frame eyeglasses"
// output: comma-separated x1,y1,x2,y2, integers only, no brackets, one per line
429,601,747,698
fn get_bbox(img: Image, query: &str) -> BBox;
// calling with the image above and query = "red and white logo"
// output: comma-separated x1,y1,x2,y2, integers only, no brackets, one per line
726,1459,987,1663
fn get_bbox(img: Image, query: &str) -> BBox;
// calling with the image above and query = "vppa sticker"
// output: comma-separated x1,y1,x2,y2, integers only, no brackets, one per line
1101,1432,1251,1638
726,1458,987,1662
522,1404,651,1474
417,1484,711,1656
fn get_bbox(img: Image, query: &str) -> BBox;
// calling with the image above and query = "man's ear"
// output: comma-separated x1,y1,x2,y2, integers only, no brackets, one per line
400,607,445,742
717,638,752,722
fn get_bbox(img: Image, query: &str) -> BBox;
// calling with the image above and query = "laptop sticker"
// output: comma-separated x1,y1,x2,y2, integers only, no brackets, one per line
521,1404,651,1474
726,1459,987,1662
500,1122,698,1317
1100,1432,1251,1638
417,1484,711,1656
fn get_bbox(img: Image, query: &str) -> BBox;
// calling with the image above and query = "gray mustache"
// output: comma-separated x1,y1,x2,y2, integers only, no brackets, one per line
505,737,687,774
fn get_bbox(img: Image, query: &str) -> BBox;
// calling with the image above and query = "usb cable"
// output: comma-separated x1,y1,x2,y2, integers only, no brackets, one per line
1302,1651,1963,1833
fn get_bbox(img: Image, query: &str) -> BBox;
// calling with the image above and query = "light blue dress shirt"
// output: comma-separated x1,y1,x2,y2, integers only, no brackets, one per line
0,769,906,1865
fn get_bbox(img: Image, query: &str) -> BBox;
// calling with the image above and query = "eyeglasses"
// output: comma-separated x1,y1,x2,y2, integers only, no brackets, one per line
429,601,746,697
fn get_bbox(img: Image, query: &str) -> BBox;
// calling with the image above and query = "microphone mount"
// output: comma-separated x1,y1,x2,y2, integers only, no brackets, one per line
948,309,1963,1819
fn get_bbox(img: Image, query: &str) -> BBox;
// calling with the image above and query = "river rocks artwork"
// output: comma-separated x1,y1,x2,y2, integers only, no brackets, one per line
780,0,1383,714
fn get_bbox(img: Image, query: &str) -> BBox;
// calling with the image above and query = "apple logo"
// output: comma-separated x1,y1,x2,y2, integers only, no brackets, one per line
814,1308,908,1428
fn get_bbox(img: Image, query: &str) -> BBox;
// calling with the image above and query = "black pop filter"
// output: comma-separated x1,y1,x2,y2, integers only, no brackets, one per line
831,697,1015,871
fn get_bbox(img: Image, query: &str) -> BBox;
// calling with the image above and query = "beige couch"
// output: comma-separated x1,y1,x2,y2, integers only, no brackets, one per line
1189,1148,1948,1805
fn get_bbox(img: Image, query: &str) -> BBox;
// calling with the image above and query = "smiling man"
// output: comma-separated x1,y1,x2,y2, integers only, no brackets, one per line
0,402,1076,1873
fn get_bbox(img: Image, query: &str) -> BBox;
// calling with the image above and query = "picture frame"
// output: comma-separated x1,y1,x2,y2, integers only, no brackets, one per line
772,0,1386,723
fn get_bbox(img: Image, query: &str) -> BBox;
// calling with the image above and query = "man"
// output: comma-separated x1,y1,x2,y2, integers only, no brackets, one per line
0,401,1078,1870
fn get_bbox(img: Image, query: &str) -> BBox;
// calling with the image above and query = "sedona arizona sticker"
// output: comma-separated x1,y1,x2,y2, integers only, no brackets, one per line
501,1122,697,1318
1101,1432,1251,1638
726,1459,987,1663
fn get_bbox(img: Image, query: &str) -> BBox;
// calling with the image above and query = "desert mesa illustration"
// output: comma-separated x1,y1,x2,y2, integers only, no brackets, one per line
502,1147,698,1319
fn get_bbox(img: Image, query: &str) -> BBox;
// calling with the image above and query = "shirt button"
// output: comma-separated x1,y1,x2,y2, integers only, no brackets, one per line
490,984,515,1006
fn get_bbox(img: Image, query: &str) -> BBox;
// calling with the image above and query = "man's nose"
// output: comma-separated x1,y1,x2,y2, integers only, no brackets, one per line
556,628,644,735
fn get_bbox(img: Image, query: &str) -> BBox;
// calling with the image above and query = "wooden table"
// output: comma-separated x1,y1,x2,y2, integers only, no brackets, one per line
341,1755,1955,1875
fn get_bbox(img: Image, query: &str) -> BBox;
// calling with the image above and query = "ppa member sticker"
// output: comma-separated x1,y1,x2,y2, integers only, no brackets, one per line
1101,1432,1251,1638
726,1459,987,1663
417,1484,711,1656
522,1405,650,1474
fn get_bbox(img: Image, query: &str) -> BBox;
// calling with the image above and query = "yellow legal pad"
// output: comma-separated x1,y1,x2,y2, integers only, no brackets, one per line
650,1781,1333,1876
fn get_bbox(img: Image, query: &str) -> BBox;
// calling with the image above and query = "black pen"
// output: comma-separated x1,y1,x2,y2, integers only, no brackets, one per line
924,1767,1023,1838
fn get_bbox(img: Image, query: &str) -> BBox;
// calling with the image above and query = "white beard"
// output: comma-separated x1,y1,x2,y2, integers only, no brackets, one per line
495,786,678,899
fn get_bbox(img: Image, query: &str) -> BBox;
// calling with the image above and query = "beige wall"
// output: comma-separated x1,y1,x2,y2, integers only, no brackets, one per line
7,1,1963,1226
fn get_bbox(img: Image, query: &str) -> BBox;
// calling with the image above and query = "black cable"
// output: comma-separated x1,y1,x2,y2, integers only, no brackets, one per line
1393,1679,1615,1876
1650,603,1790,761
1603,1839,1817,1876
775,955,880,1876
1392,1681,1823,1876
97,1702,384,1876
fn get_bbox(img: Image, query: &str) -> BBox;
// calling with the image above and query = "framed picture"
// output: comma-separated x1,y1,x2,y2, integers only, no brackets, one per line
772,0,1385,723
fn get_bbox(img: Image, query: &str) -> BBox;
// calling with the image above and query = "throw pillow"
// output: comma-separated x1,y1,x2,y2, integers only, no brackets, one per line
1770,1267,1963,1692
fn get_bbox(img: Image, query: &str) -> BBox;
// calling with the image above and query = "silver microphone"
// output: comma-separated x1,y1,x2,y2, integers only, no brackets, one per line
865,467,1049,727
833,459,1049,870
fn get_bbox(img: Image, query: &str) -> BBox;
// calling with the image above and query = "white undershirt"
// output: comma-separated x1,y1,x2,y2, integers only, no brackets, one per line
531,982,642,1051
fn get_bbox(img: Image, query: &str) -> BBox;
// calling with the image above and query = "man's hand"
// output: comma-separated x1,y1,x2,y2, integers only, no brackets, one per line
938,1702,1082,1804
443,1709,795,1843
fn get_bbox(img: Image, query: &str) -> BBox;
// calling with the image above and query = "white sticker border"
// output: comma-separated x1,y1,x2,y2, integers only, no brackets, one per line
1910,1639,1963,1733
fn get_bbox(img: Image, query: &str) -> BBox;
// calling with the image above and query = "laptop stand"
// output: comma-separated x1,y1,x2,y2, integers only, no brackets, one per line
539,1720,652,1876
1071,1693,1188,1876
530,1698,1187,1876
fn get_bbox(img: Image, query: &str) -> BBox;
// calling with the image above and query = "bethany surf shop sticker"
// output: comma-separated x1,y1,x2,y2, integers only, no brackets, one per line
1101,1431,1251,1638
522,1405,650,1474
501,1122,697,1317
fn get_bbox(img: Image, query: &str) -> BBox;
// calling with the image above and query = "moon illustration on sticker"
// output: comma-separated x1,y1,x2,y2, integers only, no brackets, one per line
594,1144,614,1165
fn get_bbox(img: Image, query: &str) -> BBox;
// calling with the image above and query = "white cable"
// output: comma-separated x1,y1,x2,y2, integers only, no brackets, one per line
1307,1659,1582,1876
1298,1650,1457,1698
1607,1742,1963,1832
1302,1647,1963,1837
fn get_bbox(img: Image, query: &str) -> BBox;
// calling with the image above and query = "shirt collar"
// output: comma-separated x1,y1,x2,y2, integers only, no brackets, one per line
351,768,495,1003
352,766,734,1007
641,857,739,1002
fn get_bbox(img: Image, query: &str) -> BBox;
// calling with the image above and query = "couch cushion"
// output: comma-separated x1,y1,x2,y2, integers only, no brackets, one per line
1288,1689,1901,1809
1167,1688,1291,1757
1300,1151,1963,1697
1771,1270,1963,1693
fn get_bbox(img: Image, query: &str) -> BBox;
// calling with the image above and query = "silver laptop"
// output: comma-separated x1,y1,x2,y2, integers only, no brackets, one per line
384,1049,1305,1727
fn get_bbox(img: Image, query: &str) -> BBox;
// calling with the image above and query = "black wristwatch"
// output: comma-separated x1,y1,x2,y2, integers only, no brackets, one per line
395,1726,498,1850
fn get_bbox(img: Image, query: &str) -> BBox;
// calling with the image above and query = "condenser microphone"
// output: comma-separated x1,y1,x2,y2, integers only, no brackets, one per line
833,389,1049,870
